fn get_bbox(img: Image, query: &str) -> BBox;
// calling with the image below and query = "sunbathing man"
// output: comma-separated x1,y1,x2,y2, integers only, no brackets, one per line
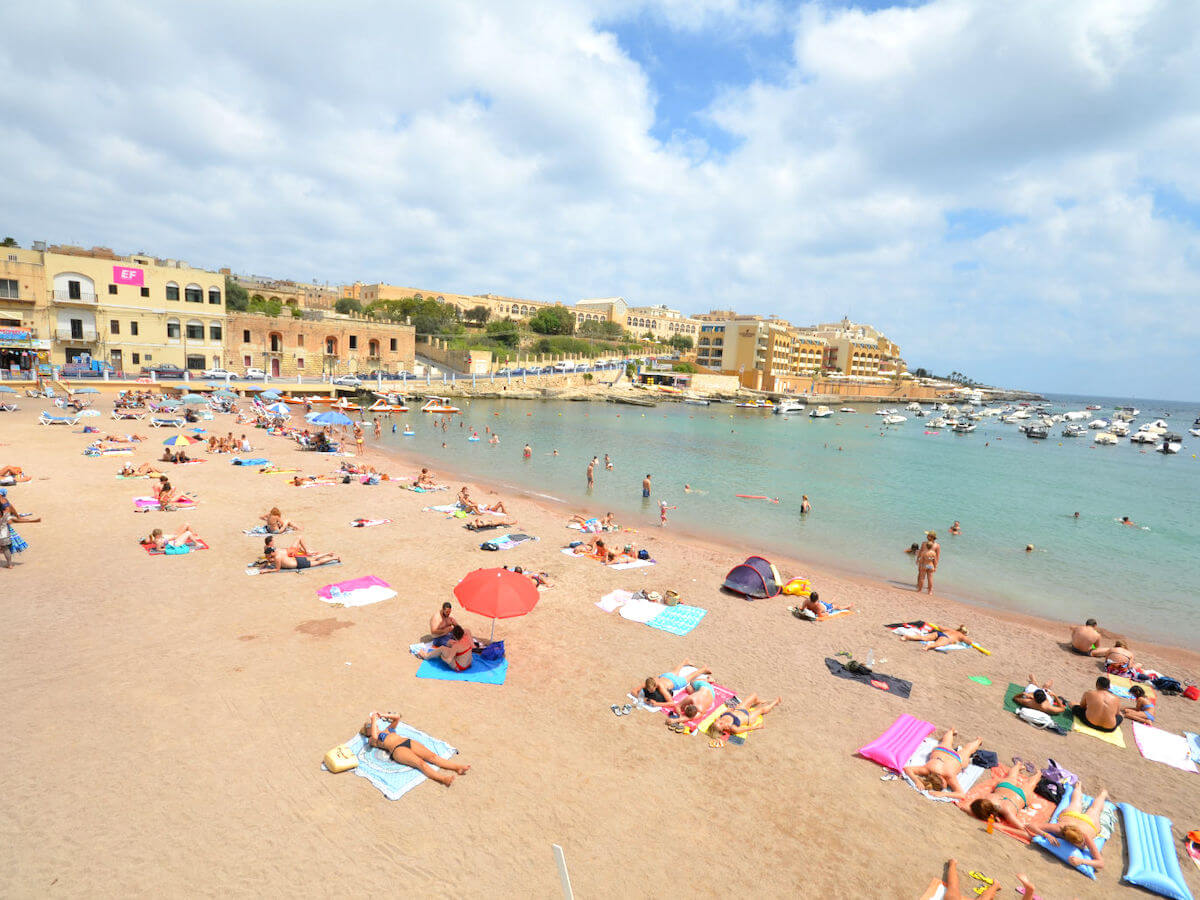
664,672,718,722
1073,676,1123,732
1014,675,1068,715
900,623,970,651
968,762,1043,830
261,507,299,534
144,525,201,551
506,565,550,588
466,516,518,530
902,728,983,799
795,590,853,619
710,695,782,739
261,545,339,572
637,661,710,707
1027,784,1109,870
362,711,470,786
1070,618,1102,655
1090,640,1135,676
429,602,459,645
419,624,474,671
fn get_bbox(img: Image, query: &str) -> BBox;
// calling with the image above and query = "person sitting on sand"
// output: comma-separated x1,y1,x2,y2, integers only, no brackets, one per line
429,602,458,645
261,507,298,534
160,448,178,463
900,624,969,651
1091,640,1134,676
261,545,339,572
903,728,983,799
1014,675,1068,715
1072,676,1123,732
1070,618,1102,655
361,711,470,786
637,661,709,707
153,476,178,508
1027,784,1109,870
263,535,308,559
419,624,474,671
573,537,605,558
968,763,1042,830
144,525,202,551
794,590,853,619
416,468,438,488
710,695,781,739
1122,685,1156,724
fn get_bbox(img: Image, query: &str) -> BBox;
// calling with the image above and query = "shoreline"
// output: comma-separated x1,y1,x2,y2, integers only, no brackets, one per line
361,427,1200,674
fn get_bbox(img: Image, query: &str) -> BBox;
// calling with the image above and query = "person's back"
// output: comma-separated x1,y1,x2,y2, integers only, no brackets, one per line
1071,619,1101,653
1078,678,1121,729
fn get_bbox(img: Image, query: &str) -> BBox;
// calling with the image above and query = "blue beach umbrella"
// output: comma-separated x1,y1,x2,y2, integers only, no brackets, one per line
214,389,237,399
265,402,291,416
181,393,207,404
0,385,15,393
260,389,282,400
311,410,353,426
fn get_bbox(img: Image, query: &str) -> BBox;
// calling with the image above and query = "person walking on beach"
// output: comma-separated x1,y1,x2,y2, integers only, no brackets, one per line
916,540,937,593
642,474,652,498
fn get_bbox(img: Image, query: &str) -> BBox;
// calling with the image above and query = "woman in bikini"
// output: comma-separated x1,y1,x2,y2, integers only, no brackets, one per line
418,624,474,670
710,695,782,739
145,525,201,551
902,729,983,798
361,712,470,786
1091,640,1135,676
1122,686,1156,724
636,661,711,708
261,507,299,534
968,763,1043,831
901,624,970,652
1028,785,1109,869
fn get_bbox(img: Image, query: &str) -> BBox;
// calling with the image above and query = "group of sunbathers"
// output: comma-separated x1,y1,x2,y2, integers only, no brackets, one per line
205,433,252,454
253,535,340,571
567,511,617,532
634,660,782,739
570,535,641,565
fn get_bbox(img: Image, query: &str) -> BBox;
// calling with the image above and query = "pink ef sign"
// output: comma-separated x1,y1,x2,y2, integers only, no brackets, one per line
113,265,144,286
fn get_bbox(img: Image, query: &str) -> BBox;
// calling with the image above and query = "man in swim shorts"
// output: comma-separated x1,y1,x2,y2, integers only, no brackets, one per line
1070,619,1102,655
1072,676,1123,732
429,601,458,646
642,474,651,498
262,546,340,572
420,624,474,671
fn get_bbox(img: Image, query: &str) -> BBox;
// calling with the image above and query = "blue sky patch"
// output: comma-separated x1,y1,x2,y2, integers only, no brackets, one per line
944,208,1025,241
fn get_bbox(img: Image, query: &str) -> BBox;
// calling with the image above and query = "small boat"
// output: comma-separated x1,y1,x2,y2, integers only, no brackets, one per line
1062,423,1086,437
332,399,362,412
839,407,857,413
773,399,807,415
875,408,894,416
1138,419,1169,435
1189,427,1200,438
1086,404,1101,410
882,414,907,425
809,405,833,418
1108,422,1130,437
368,398,409,413
1094,432,1118,445
1157,433,1182,454
906,402,922,412
1129,432,1157,444
929,417,950,429
682,398,710,406
736,399,773,408
951,422,976,434
1087,419,1109,429
421,397,461,414
1025,424,1049,439
1063,410,1089,421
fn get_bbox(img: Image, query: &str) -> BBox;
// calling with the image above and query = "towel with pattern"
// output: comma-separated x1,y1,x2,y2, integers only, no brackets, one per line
323,725,457,800
646,604,707,636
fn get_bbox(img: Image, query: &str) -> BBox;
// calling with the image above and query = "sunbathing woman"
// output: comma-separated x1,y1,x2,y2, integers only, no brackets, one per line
968,763,1043,831
902,729,983,799
144,525,201,551
637,661,711,707
1091,640,1135,676
119,461,164,477
710,695,782,739
467,516,518,530
0,466,29,480
263,535,308,558
901,624,970,651
361,712,470,786
261,507,299,534
1122,685,1156,724
1027,784,1109,869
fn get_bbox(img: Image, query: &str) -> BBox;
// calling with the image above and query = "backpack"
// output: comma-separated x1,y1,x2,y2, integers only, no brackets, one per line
480,541,499,551
637,549,651,560
477,640,505,661
1017,707,1054,728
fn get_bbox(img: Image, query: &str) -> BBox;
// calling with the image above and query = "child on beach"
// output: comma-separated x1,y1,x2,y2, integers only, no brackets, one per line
1122,685,1156,724
659,500,675,526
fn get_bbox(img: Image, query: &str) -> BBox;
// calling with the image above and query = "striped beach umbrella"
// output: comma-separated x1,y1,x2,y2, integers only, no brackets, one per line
162,434,197,447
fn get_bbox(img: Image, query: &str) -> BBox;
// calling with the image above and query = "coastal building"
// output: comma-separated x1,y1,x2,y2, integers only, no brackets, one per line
347,284,559,321
2,243,227,374
805,318,906,379
225,272,340,311
224,311,415,377
0,247,49,374
695,314,821,379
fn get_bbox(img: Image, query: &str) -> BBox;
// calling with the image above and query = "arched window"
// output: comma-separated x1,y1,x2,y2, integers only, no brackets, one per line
166,317,181,339
325,336,338,355
185,283,203,303
166,281,180,301
368,339,380,356
186,319,204,340
52,271,97,301
207,286,221,304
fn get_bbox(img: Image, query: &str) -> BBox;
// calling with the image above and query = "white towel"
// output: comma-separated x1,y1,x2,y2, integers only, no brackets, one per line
1131,723,1200,773
596,589,634,613
899,737,987,801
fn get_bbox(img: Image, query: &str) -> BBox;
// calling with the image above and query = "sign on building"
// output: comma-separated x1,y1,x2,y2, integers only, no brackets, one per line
112,265,145,286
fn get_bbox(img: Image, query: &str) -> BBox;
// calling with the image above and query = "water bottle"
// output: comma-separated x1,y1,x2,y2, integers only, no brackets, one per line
866,648,876,668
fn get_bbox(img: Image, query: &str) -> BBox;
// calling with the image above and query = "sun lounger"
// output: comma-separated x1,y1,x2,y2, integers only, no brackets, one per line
111,409,146,420
149,417,185,428
40,411,78,425
0,402,18,412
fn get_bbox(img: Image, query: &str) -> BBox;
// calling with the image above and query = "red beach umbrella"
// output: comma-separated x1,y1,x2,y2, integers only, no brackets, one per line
453,567,539,640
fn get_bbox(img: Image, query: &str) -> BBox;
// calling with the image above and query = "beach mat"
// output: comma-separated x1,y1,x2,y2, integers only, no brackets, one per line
1002,683,1072,734
243,525,295,535
140,538,210,555
316,576,395,607
1131,723,1200,773
133,496,197,510
824,657,912,699
416,655,508,685
1186,732,1200,766
646,604,707,636
1072,714,1127,747
490,533,538,550
350,518,392,527
324,725,457,800
958,768,1055,843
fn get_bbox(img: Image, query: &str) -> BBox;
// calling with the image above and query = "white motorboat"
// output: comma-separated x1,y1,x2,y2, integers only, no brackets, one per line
1086,404,1102,410
1108,422,1130,437
809,405,833,418
773,399,806,415
1063,410,1090,422
1130,432,1157,444
682,398,710,406
421,396,461,414
951,422,976,434
911,409,926,418
839,407,857,413
1025,424,1049,439
1062,423,1086,437
875,407,894,416
882,414,907,425
906,402,922,412
1189,427,1200,438
1094,432,1118,445
1087,419,1109,430
1157,433,1183,454
929,416,951,428
1138,419,1169,435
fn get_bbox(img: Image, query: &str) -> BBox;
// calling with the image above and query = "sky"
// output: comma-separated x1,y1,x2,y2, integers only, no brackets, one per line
2,0,1199,400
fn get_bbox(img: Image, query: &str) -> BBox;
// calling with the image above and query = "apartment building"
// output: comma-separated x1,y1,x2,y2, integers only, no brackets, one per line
806,318,905,379
226,272,340,310
224,311,415,378
0,247,48,373
348,284,557,321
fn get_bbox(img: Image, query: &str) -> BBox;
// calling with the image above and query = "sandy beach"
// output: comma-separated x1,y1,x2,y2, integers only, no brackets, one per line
1,397,1197,899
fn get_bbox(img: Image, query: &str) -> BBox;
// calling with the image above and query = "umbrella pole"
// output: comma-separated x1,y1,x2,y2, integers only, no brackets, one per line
490,617,496,642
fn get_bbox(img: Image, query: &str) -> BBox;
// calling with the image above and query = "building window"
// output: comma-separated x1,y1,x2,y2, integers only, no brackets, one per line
209,324,222,341
296,358,305,369
130,321,139,336
186,321,204,340
349,335,357,350
296,334,304,347
208,287,221,304
185,285,202,303
108,284,118,295
242,330,250,342
390,338,397,351
110,319,120,335
68,318,83,339
0,279,16,299
368,339,379,356
166,282,179,301
185,355,205,370
140,286,149,297
132,353,140,365
68,280,82,300
244,355,251,367
167,319,180,339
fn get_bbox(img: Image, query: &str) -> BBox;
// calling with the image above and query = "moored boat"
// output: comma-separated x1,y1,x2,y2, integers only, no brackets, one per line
421,397,461,414
809,405,833,418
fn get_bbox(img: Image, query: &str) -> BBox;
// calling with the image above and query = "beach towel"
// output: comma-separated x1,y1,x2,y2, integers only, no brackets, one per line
824,658,913,699
133,496,197,510
899,736,987,802
618,596,666,623
416,655,508,685
957,768,1055,843
140,538,210,555
316,576,396,607
1002,683,1072,735
232,457,271,466
244,559,341,576
85,447,133,456
885,621,974,652
1131,723,1200,773
1072,714,1127,747
350,518,392,527
1185,732,1200,765
646,604,707,636
596,589,635,613
323,726,457,800
423,504,460,514
242,525,295,535
260,468,300,475
490,533,538,550
609,558,655,570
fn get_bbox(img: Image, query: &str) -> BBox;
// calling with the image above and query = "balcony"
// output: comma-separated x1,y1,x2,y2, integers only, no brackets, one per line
0,291,35,305
55,327,99,342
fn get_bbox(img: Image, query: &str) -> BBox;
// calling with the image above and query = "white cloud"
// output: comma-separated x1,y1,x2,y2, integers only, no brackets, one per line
1,0,1198,397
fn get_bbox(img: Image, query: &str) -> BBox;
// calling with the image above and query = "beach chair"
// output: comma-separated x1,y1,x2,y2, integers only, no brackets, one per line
111,409,146,420
40,411,79,426
149,416,185,428
0,402,17,412
24,388,42,398
44,386,57,399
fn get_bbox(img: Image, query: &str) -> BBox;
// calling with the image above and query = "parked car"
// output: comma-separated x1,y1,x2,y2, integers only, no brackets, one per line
244,367,268,380
331,375,362,387
141,363,186,380
552,361,576,372
201,367,234,379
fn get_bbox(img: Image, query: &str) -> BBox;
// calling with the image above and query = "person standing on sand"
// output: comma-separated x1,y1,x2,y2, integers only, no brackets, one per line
916,541,937,593
642,474,652,498
1070,618,1102,655
353,423,364,456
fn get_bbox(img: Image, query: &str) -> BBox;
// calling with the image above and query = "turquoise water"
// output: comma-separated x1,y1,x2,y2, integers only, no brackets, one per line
373,393,1200,646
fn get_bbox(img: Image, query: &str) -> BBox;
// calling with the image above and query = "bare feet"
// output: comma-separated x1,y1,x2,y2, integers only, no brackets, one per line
1016,873,1034,897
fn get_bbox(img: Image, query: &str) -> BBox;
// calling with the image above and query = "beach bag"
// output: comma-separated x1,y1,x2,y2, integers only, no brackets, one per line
1043,758,1078,786
1152,676,1183,695
323,743,358,773
1183,685,1199,701
480,541,499,551
1017,707,1054,729
637,549,650,560
971,749,998,769
1034,776,1063,804
477,640,505,661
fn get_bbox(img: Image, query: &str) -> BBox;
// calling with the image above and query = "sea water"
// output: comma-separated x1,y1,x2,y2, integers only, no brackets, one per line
373,392,1200,646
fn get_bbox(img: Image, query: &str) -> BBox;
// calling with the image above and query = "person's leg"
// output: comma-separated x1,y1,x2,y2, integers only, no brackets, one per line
390,746,455,785
960,738,983,759
410,740,471,774
1015,874,1036,899
291,537,309,556
748,696,781,717
1084,789,1108,820
926,569,934,593
944,859,960,900
976,882,1000,900
938,729,957,749
1065,786,1084,815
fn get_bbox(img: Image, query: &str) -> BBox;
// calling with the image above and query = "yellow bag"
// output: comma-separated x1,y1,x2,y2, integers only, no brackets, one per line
324,743,359,773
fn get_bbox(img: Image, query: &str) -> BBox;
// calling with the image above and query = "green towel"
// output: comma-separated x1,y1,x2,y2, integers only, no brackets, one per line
1003,682,1073,733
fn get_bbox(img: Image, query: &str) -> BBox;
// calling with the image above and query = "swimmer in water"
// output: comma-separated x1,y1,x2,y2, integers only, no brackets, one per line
1120,516,1136,527
1073,511,1080,519
1025,544,1035,552
949,521,961,535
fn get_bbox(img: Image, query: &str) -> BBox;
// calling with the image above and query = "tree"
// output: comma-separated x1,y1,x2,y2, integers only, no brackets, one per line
1,237,18,248
225,276,249,312
335,297,363,315
464,305,491,326
578,319,627,340
668,334,694,351
672,362,697,373
528,306,575,335
485,318,520,347
913,367,930,379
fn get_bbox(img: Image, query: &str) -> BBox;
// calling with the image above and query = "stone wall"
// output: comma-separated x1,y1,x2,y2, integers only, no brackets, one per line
225,312,415,377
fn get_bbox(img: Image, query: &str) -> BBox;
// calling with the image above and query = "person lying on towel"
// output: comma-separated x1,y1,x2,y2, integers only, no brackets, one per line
664,675,718,721
635,661,711,708
1026,782,1109,870
709,695,781,739
795,591,853,619
967,763,1043,831
418,624,474,671
902,728,983,799
259,544,340,572
1014,675,1069,715
361,712,470,786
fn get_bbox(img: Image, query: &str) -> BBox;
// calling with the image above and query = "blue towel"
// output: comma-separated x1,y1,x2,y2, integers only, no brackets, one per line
645,604,708,636
327,724,457,800
416,655,508,684
232,457,270,466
